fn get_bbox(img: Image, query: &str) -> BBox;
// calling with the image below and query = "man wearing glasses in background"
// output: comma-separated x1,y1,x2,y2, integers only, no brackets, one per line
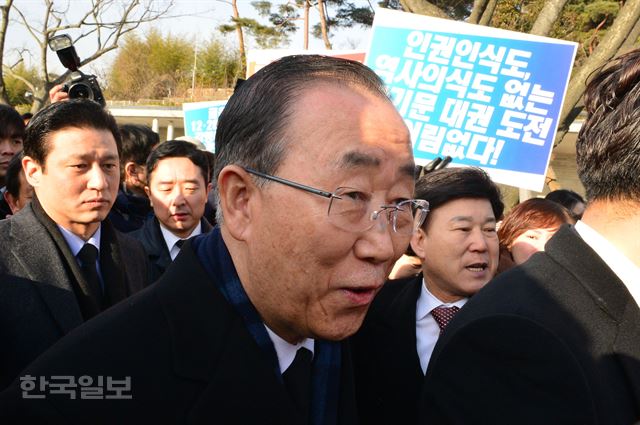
1,54,428,424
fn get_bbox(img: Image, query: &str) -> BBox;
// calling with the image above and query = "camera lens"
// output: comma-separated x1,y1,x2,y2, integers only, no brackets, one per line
68,83,93,100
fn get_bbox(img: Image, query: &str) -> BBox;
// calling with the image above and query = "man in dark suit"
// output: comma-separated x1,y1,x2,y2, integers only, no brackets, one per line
352,167,503,425
0,99,149,390
0,104,25,220
0,54,429,424
107,124,158,233
131,140,213,282
419,49,640,425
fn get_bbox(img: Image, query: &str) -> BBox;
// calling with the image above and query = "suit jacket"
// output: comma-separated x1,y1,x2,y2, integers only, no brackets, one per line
352,275,424,425
130,217,213,283
0,202,149,390
420,225,640,425
0,239,358,425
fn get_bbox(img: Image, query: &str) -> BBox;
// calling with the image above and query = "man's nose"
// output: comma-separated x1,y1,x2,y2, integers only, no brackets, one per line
87,165,108,190
170,188,187,206
469,228,490,252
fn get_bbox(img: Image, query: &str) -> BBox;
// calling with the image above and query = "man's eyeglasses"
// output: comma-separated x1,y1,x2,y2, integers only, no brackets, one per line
243,167,429,236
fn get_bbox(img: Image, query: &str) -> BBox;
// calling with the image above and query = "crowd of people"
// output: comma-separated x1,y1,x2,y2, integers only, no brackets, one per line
0,50,638,424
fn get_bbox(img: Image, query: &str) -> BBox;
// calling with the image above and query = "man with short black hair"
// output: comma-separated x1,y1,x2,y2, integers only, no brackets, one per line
353,167,503,425
131,140,212,282
2,152,33,216
0,104,25,219
108,124,158,232
0,99,149,390
419,48,640,425
0,54,428,424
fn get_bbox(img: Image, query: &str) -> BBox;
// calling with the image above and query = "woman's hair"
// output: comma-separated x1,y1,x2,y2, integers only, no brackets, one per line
498,198,574,250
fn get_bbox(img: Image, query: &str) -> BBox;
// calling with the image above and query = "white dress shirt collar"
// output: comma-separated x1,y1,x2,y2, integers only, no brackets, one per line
159,221,202,261
415,278,467,374
416,278,467,321
575,220,640,307
57,224,101,257
264,325,315,374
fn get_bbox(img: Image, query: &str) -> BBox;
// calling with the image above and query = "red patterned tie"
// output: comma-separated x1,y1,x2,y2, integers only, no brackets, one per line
431,306,460,334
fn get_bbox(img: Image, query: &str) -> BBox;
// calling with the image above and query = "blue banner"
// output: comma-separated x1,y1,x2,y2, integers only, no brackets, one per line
366,9,577,191
182,100,227,152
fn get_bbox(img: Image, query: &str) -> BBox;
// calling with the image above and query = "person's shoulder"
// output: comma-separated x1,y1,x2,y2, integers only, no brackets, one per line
375,275,421,304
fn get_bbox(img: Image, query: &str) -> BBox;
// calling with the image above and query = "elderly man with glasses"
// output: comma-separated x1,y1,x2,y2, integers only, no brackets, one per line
1,55,427,425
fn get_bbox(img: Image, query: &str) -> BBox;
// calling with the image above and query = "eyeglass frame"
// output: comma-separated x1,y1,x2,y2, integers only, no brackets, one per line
242,166,429,235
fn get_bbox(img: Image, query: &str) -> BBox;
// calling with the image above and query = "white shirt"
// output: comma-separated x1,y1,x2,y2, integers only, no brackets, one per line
265,325,315,374
57,224,103,286
415,280,467,374
575,220,640,307
159,221,202,261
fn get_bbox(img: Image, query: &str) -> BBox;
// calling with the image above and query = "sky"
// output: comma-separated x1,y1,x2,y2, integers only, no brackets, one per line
4,0,374,76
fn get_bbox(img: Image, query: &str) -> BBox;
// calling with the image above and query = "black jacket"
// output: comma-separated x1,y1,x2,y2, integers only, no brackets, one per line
0,240,358,425
420,225,640,425
352,275,424,425
0,201,149,390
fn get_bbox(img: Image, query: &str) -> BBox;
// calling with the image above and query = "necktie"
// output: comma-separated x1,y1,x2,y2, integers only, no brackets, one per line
77,244,103,304
175,239,186,249
431,305,460,334
283,347,312,421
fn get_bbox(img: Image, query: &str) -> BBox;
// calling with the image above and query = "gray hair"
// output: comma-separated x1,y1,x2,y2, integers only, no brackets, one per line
213,54,389,224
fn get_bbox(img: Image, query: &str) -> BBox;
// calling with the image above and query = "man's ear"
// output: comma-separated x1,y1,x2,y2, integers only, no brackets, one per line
23,156,42,188
124,162,140,182
217,165,258,241
144,186,152,207
4,191,18,215
410,227,428,261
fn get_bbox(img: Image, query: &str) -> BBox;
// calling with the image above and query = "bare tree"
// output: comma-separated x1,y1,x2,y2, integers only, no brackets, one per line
317,0,332,49
554,0,640,148
529,0,568,36
2,0,173,112
0,0,12,104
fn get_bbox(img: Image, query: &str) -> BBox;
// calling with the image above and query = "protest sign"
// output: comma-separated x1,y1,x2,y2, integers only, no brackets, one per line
182,100,227,152
366,9,577,191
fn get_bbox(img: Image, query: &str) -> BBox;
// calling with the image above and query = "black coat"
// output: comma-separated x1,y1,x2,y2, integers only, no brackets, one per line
0,202,149,390
0,241,358,425
419,225,640,425
130,217,213,284
352,275,424,425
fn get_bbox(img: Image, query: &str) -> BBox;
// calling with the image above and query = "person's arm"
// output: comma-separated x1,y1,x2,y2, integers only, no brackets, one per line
419,315,596,425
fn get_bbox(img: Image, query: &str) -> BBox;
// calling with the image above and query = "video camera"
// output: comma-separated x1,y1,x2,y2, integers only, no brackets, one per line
48,34,105,107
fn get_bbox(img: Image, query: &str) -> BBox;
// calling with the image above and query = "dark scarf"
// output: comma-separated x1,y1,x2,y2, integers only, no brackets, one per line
31,196,129,320
192,228,342,425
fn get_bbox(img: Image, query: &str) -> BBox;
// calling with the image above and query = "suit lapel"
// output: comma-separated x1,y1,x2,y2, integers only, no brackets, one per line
9,206,83,333
378,277,424,386
147,218,172,271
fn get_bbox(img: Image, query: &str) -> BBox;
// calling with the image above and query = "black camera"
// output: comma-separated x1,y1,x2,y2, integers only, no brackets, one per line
48,34,106,107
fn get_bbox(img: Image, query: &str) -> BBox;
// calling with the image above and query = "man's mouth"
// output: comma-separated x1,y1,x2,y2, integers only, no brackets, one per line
466,262,488,272
342,285,381,306
84,198,109,206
